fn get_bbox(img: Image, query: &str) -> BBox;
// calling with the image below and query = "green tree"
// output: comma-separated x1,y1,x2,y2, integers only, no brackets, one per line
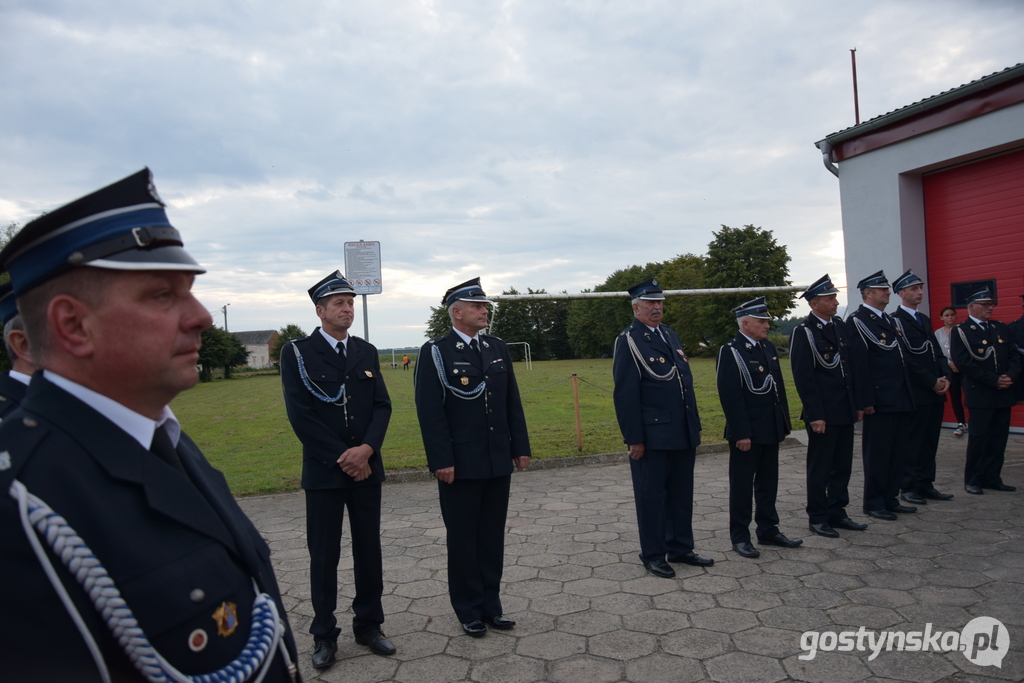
695,224,794,350
491,288,573,361
566,263,663,358
199,326,249,382
270,324,307,363
658,253,709,354
424,305,450,340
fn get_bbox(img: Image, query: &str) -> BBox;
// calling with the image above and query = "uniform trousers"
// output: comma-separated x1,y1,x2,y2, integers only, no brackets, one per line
306,485,384,641
861,411,912,512
437,475,511,624
804,424,853,525
965,407,1011,487
728,441,780,544
948,371,966,424
901,402,944,494
629,448,696,562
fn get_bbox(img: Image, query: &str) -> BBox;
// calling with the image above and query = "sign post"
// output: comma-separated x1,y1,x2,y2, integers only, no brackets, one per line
344,241,382,342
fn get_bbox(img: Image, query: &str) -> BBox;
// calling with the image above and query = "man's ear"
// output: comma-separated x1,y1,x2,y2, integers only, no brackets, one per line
7,328,31,365
48,294,95,359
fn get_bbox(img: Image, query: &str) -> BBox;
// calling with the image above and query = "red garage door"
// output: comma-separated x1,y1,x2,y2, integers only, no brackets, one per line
923,147,1024,427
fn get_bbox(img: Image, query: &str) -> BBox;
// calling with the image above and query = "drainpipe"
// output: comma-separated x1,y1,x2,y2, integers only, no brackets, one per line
820,140,839,177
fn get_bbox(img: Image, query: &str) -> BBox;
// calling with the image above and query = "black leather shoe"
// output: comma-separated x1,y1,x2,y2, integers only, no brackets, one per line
485,615,516,630
831,517,867,531
667,551,715,567
809,522,839,538
965,484,984,495
920,487,954,501
355,629,396,655
864,509,897,521
901,491,926,505
733,541,760,558
311,638,337,669
462,620,487,637
759,533,803,548
642,558,676,578
888,504,917,513
985,483,1016,492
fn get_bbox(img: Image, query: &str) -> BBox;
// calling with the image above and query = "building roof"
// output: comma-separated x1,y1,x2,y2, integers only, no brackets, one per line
816,63,1024,163
232,330,279,345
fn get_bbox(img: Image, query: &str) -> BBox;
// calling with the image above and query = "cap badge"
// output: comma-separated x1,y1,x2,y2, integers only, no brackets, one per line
212,602,238,637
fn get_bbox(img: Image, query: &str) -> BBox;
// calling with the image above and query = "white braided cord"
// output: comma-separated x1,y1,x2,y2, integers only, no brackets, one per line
290,341,346,405
625,332,680,382
892,318,933,355
852,316,901,352
431,342,487,400
728,345,775,395
9,479,290,683
799,326,842,372
955,325,996,363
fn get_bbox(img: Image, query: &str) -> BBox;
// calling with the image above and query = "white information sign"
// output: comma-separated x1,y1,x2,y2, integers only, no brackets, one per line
344,241,383,295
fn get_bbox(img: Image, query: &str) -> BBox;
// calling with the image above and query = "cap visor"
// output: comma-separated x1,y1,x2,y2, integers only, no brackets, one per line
85,245,206,273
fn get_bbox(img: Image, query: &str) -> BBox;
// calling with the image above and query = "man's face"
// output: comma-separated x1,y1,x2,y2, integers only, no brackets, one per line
809,294,839,319
898,284,924,308
455,301,490,334
316,293,355,338
90,271,212,413
633,298,663,328
741,316,771,341
969,301,995,321
863,286,890,309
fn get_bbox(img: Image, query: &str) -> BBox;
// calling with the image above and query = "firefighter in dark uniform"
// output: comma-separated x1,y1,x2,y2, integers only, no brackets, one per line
280,271,395,668
414,278,531,637
612,278,714,579
0,282,35,417
846,270,941,520
789,274,867,538
890,269,953,505
717,296,801,558
0,169,300,682
951,288,1020,494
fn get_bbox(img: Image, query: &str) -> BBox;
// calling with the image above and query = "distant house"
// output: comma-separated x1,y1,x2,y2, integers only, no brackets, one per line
232,330,280,369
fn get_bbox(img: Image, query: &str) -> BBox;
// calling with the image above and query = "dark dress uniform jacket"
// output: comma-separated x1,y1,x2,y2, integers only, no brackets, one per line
951,318,1021,409
0,371,27,418
0,375,300,682
280,329,392,489
789,314,857,425
612,320,701,450
846,305,920,412
415,331,531,477
891,308,949,406
716,333,790,443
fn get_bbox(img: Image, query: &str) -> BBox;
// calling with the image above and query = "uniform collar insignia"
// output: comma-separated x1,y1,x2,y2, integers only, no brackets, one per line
482,340,490,348
816,322,822,329
455,341,465,350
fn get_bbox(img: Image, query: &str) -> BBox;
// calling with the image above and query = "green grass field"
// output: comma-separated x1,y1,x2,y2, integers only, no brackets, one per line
171,357,804,496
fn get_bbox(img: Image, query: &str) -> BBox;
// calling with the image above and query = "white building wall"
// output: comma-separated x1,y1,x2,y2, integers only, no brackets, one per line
836,102,1024,313
246,345,272,369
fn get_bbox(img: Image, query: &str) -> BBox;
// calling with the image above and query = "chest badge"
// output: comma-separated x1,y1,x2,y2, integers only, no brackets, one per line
659,357,665,363
982,339,989,345
677,348,688,362
212,602,238,638
461,377,470,386
365,370,373,378
758,366,764,372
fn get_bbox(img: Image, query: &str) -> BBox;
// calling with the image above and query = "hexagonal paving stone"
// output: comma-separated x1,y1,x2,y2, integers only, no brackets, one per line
717,589,783,612
859,570,924,590
732,626,804,658
557,610,622,636
865,648,957,682
393,653,471,683
445,629,516,659
621,608,690,634
705,650,787,683
761,559,821,577
504,579,562,598
563,577,620,597
516,631,586,660
625,652,704,683
548,656,622,683
313,652,400,683
758,605,833,631
590,591,653,615
470,654,547,683
620,576,684,596
781,587,846,610
909,585,983,607
828,604,902,629
530,593,591,616
662,627,734,659
681,574,741,595
922,567,990,588
589,629,659,660
846,586,917,609
690,607,760,634
781,652,872,683
741,574,803,593
652,589,717,613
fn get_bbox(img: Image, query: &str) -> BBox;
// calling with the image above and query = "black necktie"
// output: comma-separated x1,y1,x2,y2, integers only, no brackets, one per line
151,424,186,474
915,311,923,326
336,340,346,364
470,338,481,358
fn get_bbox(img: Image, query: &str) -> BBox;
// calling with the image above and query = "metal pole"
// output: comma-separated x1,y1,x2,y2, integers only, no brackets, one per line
851,48,860,125
362,293,369,341
572,374,582,452
222,303,230,331
491,285,807,301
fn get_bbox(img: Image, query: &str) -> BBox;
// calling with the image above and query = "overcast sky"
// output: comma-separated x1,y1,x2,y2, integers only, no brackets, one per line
2,1,1022,349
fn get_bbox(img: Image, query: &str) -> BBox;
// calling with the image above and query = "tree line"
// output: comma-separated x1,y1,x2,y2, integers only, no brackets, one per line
424,224,795,359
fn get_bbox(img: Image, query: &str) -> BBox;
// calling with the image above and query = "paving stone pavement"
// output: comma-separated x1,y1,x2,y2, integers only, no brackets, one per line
239,431,1024,682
